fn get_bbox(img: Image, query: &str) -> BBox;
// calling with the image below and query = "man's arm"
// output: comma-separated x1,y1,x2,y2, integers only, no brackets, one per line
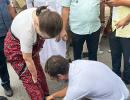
7,3,16,19
100,0,105,23
46,86,67,100
58,7,70,41
116,14,130,28
105,0,130,7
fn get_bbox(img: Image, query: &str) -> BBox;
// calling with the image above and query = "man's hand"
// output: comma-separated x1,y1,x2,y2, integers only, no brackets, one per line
115,16,130,29
56,29,68,41
46,95,55,100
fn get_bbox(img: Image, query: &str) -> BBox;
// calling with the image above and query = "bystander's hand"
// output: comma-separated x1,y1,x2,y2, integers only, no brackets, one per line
56,29,68,42
115,16,130,29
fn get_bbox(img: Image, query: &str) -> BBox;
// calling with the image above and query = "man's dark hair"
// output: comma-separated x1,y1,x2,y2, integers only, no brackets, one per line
36,6,63,38
45,55,69,78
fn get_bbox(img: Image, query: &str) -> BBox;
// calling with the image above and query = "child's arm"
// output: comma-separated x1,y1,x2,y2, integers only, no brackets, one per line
22,53,37,83
115,14,130,29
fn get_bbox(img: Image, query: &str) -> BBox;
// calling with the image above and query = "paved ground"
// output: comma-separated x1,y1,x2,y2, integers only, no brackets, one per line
0,37,130,100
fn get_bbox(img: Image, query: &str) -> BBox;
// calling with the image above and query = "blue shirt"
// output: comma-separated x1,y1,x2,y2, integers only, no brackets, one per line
62,0,101,35
0,0,12,37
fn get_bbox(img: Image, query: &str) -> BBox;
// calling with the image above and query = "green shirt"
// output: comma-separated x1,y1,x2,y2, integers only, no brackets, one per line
62,0,101,35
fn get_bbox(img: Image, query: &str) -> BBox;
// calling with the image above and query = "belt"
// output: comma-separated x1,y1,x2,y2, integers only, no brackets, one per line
10,30,18,40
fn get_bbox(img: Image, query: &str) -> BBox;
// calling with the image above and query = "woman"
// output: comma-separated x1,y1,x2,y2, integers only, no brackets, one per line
4,6,63,100
26,0,67,65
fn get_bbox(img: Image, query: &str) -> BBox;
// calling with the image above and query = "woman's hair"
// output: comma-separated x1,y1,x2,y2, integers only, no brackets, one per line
36,6,63,38
45,55,69,78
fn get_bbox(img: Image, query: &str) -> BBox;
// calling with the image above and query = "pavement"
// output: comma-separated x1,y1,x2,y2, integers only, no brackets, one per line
0,37,130,100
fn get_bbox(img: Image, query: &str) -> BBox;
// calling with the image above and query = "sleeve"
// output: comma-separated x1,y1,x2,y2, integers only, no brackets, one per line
64,85,88,100
19,31,36,53
26,0,33,8
61,0,71,7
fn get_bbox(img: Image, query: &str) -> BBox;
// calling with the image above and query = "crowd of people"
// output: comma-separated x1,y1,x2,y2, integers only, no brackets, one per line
0,0,130,100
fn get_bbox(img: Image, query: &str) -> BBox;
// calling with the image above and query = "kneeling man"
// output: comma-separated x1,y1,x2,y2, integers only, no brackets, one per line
45,55,129,100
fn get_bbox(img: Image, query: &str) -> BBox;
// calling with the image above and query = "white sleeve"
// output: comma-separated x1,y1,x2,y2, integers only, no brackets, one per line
19,32,35,53
64,86,88,100
26,0,33,8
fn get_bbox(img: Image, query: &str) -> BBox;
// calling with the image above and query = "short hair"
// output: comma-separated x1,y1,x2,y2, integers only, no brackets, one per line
36,6,63,38
45,55,69,78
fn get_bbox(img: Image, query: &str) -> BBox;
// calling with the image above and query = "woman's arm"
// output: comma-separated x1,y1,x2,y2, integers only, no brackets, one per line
105,0,130,7
57,7,70,41
22,53,37,83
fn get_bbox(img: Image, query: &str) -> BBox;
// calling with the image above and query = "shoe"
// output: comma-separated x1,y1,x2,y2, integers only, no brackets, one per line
4,87,13,97
0,96,8,100
108,50,111,53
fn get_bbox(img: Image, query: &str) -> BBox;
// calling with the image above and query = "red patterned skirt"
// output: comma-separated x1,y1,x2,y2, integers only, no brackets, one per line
4,31,49,100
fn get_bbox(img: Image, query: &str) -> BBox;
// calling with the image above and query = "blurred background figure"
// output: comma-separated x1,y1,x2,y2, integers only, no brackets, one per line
11,0,27,13
0,0,16,97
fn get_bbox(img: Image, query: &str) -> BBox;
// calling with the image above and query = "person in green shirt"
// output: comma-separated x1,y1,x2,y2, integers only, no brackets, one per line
61,0,105,60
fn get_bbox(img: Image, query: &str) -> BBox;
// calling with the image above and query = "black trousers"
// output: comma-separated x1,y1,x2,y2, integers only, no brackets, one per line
71,28,101,60
0,36,10,89
109,31,130,84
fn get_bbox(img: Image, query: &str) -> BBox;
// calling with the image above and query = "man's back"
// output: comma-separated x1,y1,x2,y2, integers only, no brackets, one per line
65,60,129,100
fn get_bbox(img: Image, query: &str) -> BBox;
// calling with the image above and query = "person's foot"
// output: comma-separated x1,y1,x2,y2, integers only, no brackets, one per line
0,96,8,100
108,50,111,53
4,87,13,97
